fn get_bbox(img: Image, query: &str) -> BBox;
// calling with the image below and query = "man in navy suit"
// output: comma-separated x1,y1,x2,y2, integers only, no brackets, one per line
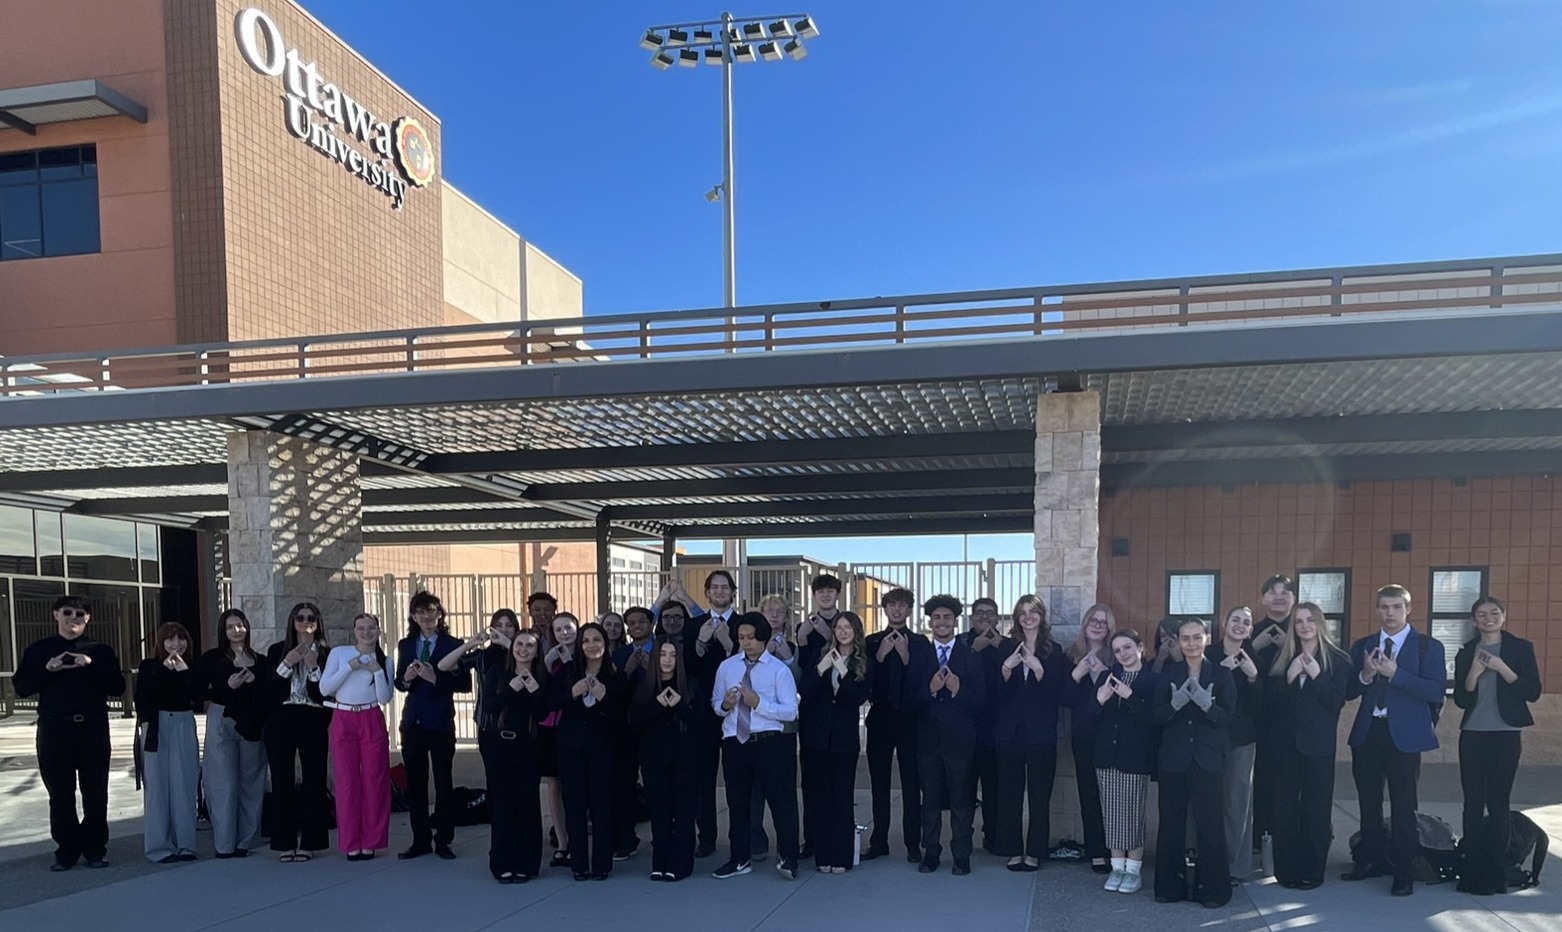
395,591,472,860
1342,584,1445,896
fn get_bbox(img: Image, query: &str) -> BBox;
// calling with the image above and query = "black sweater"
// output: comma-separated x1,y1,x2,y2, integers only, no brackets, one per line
14,634,125,720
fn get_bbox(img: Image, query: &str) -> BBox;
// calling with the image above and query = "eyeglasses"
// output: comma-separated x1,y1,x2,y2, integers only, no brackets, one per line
58,609,88,618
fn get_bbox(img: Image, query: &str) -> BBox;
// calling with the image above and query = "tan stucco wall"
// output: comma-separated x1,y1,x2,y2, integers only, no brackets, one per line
522,241,582,321
441,181,520,325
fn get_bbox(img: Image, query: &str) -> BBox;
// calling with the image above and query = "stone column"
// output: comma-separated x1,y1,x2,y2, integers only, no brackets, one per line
228,431,365,650
1035,390,1102,847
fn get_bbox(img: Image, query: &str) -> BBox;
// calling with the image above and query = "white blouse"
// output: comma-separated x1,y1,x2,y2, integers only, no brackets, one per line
320,647,393,707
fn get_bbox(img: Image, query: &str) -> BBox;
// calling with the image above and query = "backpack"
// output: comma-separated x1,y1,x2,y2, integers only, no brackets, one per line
1456,810,1547,893
1348,813,1460,883
1506,811,1548,889
451,785,490,826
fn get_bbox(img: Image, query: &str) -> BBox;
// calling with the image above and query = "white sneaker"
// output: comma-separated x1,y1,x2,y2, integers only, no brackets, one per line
1104,869,1125,891
1118,870,1142,894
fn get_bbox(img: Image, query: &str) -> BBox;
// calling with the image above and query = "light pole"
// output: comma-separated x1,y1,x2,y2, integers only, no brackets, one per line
642,13,820,309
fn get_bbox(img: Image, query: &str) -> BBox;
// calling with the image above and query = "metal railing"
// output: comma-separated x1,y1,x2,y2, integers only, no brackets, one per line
5,254,1560,396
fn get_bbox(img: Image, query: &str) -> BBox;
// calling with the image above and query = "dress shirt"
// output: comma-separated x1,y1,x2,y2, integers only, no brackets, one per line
276,644,324,706
710,649,797,739
1367,625,1412,717
320,648,394,706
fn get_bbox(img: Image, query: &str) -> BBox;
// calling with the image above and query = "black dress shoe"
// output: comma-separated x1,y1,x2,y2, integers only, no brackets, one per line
917,860,939,873
906,847,924,864
952,860,971,876
85,857,109,869
398,845,432,860
434,844,456,860
550,850,572,867
797,844,812,860
1293,879,1323,891
694,842,716,859
573,871,590,881
860,844,889,861
49,861,71,872
1091,860,1112,875
157,854,181,864
1391,878,1414,897
1340,863,1386,881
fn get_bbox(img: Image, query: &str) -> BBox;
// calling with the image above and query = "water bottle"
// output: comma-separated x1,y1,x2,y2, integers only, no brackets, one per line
1183,848,1199,897
1260,832,1274,877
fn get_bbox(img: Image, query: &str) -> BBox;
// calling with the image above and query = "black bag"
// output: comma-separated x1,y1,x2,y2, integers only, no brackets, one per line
1505,811,1547,889
1348,813,1459,883
451,785,490,826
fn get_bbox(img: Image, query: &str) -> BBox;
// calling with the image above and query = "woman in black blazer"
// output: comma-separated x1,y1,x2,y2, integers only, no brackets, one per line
482,629,549,883
798,611,872,874
993,594,1068,872
547,621,627,880
263,602,332,862
1093,630,1160,895
630,635,706,881
1453,596,1541,895
1066,603,1117,874
1152,619,1236,908
1262,601,1350,890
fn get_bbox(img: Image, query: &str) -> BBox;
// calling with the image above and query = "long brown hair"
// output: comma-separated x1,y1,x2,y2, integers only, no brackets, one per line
829,611,868,681
217,608,254,662
638,635,689,703
283,601,329,652
151,622,193,664
1010,594,1054,658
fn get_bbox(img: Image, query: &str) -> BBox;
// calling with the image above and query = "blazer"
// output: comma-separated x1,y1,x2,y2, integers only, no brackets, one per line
1261,647,1351,758
1092,665,1161,775
481,663,549,744
1153,660,1236,774
395,631,472,731
797,643,872,754
1453,631,1540,729
991,638,1068,747
1344,628,1445,754
1205,642,1263,749
547,661,629,752
263,641,327,712
629,674,707,766
865,627,930,716
903,638,988,753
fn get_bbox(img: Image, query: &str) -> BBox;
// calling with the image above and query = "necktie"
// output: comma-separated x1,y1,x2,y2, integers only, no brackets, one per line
736,659,757,742
937,643,950,668
419,639,432,663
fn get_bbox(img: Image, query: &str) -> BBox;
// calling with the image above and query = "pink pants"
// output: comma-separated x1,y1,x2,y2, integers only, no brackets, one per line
330,707,390,853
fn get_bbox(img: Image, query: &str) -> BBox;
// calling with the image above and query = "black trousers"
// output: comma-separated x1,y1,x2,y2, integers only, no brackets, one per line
802,746,859,869
484,732,542,878
918,744,975,863
265,705,331,852
694,721,722,848
996,742,1057,859
36,717,111,865
972,740,999,847
1071,729,1107,862
401,724,457,849
559,739,615,875
1459,730,1522,882
722,733,799,864
1350,718,1421,882
642,749,699,877
865,707,920,851
611,729,641,852
1270,745,1335,886
1155,763,1230,905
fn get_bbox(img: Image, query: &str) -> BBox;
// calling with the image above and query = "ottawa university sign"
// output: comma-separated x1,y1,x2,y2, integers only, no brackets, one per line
234,7,436,210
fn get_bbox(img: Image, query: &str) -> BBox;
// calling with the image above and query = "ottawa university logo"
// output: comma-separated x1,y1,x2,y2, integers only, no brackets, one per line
393,118,436,188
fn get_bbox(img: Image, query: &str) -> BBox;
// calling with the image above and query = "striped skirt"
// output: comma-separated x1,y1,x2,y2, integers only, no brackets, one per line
1096,767,1150,851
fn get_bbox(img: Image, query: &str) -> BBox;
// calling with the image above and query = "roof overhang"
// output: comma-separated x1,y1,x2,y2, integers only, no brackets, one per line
0,80,149,135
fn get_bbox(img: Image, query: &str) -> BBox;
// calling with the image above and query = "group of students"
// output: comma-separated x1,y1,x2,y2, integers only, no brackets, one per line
14,575,1540,901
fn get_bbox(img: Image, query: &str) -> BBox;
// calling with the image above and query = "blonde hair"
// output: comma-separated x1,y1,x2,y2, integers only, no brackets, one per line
1268,601,1344,677
757,594,793,640
1068,602,1117,663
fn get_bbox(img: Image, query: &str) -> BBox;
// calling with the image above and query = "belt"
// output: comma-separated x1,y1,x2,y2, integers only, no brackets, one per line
41,712,90,724
326,702,379,712
727,729,782,744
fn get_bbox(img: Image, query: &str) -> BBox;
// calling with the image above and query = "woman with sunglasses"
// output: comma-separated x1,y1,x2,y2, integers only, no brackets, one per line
264,602,332,862
195,609,266,859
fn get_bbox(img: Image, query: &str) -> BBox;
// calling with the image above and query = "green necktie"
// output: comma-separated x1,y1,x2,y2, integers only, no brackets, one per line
419,639,432,663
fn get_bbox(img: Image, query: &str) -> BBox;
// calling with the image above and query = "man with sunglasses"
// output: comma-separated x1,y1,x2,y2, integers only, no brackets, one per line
15,596,126,871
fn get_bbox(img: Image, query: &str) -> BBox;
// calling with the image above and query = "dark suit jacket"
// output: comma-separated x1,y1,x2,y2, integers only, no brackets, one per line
1153,660,1236,774
1092,665,1160,775
991,638,1068,747
629,674,706,766
865,627,929,717
1261,647,1351,758
1453,631,1540,728
797,643,872,754
1206,642,1263,749
904,638,987,755
481,663,548,745
547,661,628,752
1344,628,1445,753
395,632,472,731
263,640,327,712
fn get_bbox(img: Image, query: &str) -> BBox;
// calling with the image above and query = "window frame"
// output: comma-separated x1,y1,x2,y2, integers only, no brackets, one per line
1297,567,1352,647
1427,566,1487,682
0,144,101,262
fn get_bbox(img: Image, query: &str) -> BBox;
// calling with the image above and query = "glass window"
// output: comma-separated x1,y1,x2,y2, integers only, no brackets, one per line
0,146,100,262
1297,569,1349,646
0,506,37,575
13,578,67,662
36,512,63,577
1429,568,1485,679
63,514,139,582
1167,571,1218,617
137,524,160,584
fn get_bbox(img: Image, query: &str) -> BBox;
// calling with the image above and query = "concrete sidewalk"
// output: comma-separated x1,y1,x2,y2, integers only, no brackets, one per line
2,715,1559,931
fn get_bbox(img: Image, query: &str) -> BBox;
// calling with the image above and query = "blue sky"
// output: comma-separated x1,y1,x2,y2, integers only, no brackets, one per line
302,0,1562,565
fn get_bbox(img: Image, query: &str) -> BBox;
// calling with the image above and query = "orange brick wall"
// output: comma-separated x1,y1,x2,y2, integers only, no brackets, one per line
1097,475,1560,690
